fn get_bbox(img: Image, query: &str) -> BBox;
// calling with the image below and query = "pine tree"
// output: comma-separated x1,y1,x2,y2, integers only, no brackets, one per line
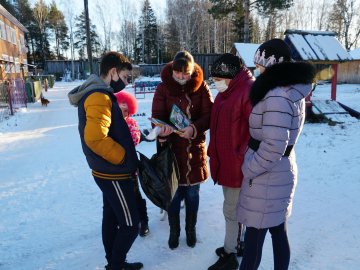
33,0,53,66
0,0,17,16
254,0,293,15
208,0,245,41
208,0,294,42
73,11,100,59
134,0,158,64
48,1,69,59
164,17,180,61
15,0,38,64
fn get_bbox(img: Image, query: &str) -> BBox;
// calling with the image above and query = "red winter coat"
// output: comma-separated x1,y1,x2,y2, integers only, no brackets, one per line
152,62,213,186
208,67,254,188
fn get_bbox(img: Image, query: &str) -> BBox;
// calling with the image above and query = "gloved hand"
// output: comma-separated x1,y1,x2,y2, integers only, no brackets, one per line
140,126,161,142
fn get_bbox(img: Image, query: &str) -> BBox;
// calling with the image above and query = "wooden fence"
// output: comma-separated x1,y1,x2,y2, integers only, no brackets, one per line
45,60,100,81
44,54,223,82
193,53,221,79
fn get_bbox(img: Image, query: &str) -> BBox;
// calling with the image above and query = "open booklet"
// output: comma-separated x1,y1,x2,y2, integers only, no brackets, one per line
169,104,191,129
149,104,192,135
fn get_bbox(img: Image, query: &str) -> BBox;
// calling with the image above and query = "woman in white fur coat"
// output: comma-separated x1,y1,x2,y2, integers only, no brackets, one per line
237,39,316,270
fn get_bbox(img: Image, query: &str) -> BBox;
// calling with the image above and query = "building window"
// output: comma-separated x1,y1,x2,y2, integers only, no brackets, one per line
20,34,25,49
0,21,6,40
6,25,11,42
11,28,17,44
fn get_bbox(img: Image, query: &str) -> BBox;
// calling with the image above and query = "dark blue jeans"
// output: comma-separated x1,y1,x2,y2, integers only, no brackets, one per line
94,176,139,270
239,222,290,270
168,184,200,215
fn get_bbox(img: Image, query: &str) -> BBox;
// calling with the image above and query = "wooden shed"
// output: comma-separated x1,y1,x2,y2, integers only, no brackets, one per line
337,48,360,84
284,29,357,121
284,29,353,100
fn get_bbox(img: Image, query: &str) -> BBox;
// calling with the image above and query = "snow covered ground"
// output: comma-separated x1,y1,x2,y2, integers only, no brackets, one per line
0,81,359,270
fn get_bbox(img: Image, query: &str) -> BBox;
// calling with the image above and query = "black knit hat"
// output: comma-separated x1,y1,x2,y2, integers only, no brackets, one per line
211,53,244,79
254,39,291,68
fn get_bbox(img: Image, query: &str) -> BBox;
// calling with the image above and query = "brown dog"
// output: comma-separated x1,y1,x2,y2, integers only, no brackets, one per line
41,97,50,106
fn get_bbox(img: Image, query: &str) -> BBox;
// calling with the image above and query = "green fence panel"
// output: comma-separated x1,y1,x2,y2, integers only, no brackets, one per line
0,82,8,105
48,75,55,88
25,82,34,102
24,75,55,89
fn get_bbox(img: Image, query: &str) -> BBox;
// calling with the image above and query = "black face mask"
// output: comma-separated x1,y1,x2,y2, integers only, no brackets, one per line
110,74,126,93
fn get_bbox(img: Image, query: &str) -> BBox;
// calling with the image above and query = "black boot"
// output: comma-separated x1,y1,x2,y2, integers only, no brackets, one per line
215,246,225,256
137,197,149,237
123,261,144,270
208,252,239,270
185,211,197,247
104,262,144,270
139,220,149,237
168,214,180,249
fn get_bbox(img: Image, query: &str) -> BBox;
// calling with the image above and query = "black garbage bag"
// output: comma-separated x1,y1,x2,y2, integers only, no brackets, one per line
137,142,179,211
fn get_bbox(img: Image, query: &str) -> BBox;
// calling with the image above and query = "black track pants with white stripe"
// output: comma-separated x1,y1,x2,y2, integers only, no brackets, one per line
94,176,140,270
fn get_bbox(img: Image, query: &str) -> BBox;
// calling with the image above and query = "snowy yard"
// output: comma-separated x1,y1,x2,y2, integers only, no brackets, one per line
0,81,359,270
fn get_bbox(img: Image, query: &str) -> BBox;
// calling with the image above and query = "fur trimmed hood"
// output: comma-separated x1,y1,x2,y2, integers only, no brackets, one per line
160,62,204,96
250,62,316,106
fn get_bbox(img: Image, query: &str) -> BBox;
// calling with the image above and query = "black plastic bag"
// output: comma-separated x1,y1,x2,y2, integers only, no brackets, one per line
137,142,179,211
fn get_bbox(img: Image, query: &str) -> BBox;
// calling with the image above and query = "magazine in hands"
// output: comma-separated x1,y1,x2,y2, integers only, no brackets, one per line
148,117,183,135
169,104,191,129
149,105,191,136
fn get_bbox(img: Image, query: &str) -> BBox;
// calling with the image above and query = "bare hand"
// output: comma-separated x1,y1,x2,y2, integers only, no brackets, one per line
159,125,174,137
179,126,194,139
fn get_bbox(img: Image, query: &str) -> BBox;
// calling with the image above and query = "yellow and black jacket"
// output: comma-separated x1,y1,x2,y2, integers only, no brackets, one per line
68,75,138,180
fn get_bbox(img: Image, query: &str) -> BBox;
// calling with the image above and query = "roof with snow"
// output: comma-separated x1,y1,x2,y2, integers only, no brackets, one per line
0,4,28,33
284,29,352,63
350,48,360,60
230,43,261,68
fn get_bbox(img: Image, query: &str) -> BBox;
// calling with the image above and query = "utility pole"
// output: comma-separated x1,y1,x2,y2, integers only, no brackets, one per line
69,18,75,80
157,25,160,64
84,0,93,74
142,24,145,63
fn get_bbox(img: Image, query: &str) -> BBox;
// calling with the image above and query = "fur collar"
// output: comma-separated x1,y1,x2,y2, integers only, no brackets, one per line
160,62,204,96
249,62,316,106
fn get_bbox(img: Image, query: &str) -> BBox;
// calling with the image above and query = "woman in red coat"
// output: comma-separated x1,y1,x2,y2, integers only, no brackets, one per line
207,53,254,270
151,51,213,249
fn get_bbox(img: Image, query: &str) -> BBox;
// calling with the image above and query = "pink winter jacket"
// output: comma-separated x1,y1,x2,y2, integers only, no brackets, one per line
125,117,140,146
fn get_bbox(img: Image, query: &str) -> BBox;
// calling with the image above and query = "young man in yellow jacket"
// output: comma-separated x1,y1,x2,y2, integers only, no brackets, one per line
68,51,142,270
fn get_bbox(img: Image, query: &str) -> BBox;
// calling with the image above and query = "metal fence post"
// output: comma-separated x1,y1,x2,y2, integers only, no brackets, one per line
6,83,13,115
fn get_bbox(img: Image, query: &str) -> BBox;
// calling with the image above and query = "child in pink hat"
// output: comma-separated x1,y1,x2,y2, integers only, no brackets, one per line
115,90,141,146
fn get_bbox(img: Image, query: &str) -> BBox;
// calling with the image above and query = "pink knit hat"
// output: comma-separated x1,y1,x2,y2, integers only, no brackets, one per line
114,91,138,115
